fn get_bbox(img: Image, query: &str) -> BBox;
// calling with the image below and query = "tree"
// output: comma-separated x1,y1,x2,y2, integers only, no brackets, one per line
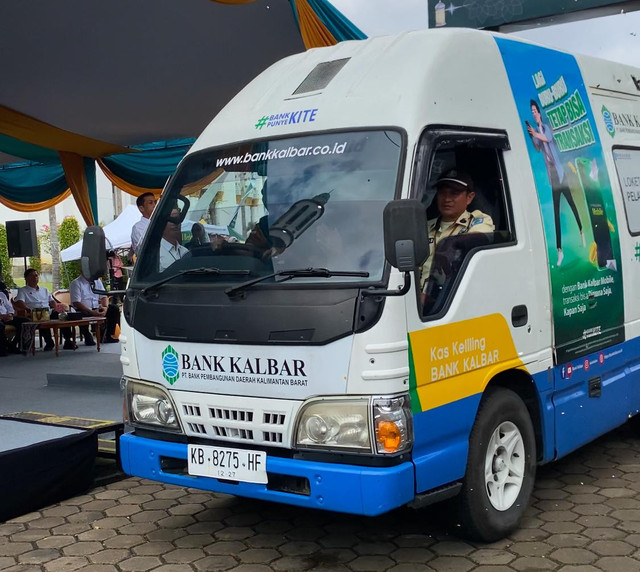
59,217,82,288
49,207,61,291
0,224,16,288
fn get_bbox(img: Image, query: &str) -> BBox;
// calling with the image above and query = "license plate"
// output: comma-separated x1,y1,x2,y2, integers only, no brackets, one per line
187,444,268,484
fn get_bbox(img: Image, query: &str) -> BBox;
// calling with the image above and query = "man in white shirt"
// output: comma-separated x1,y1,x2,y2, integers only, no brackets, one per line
159,208,188,272
131,192,157,257
14,268,74,350
70,275,121,345
0,289,28,355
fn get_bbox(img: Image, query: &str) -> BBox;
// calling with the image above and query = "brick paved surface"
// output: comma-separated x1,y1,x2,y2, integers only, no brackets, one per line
4,422,640,571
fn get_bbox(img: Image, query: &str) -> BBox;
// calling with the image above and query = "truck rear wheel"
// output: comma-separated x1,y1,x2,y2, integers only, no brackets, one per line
452,387,536,542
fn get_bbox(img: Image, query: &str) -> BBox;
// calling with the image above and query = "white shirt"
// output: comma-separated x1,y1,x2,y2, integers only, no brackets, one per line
0,292,13,316
131,216,150,255
159,239,188,272
15,285,53,309
70,276,106,310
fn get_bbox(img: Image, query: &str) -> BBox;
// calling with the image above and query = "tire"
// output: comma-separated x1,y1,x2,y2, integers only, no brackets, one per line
451,387,536,542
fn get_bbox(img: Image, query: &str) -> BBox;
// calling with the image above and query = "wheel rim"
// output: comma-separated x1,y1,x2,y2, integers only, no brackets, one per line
484,420,525,511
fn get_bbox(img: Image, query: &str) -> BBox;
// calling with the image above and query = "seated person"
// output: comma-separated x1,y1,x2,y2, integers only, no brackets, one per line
245,216,285,260
185,222,209,250
13,268,74,351
420,170,494,308
209,232,232,250
70,274,121,345
159,208,189,271
0,287,28,355
0,280,10,299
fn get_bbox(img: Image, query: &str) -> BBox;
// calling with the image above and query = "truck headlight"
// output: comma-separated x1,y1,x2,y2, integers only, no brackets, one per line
295,393,413,455
126,380,182,432
296,398,370,451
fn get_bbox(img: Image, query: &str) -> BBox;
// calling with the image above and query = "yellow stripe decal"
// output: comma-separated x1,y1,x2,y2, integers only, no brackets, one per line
408,314,525,412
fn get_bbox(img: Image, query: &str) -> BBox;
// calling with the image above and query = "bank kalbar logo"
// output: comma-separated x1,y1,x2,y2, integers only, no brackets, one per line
162,345,180,385
601,105,615,138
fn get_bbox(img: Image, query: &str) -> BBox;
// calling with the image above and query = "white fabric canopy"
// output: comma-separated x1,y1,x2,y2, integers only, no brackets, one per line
60,205,141,262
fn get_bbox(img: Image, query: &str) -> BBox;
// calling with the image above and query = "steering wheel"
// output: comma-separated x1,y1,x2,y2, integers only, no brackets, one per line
218,242,264,259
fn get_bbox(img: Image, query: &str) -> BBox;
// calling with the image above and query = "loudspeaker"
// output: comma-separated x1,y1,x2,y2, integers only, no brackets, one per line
6,220,38,258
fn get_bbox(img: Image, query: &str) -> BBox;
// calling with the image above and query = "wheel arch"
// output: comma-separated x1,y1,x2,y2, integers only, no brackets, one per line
485,368,544,463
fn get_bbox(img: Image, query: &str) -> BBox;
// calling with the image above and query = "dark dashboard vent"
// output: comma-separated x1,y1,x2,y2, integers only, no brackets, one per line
215,330,237,342
269,329,314,342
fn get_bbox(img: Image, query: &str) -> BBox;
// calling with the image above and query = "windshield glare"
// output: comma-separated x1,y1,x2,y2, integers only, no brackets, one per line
134,130,403,287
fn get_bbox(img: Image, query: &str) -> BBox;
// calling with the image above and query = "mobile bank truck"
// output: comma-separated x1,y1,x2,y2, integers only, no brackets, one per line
83,28,640,541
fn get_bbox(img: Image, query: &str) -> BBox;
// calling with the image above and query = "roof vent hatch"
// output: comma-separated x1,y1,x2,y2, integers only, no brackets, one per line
292,58,350,95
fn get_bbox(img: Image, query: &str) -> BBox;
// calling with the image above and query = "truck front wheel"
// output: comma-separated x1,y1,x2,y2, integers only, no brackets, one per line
452,387,536,542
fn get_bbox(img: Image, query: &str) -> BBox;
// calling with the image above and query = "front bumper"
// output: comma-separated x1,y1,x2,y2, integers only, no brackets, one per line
120,433,415,516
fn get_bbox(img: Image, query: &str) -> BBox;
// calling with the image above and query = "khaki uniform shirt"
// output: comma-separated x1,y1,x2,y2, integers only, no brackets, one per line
420,209,494,289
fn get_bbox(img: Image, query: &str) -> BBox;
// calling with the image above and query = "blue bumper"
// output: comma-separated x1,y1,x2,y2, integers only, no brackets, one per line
120,434,415,516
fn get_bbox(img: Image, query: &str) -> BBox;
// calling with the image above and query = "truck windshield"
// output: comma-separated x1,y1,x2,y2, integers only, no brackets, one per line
133,130,403,287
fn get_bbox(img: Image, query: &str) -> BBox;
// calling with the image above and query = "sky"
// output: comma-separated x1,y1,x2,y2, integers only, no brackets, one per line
331,0,640,68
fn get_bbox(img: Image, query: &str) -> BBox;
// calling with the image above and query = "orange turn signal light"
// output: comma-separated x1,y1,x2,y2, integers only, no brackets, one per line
377,420,401,452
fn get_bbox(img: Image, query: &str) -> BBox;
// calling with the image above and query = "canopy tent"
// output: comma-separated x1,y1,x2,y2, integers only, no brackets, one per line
60,205,142,262
0,0,365,225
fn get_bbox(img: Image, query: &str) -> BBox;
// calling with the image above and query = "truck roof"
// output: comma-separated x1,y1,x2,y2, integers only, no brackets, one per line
189,28,640,154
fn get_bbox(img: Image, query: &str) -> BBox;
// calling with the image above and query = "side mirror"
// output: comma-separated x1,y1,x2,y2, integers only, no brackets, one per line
383,200,429,272
81,226,107,281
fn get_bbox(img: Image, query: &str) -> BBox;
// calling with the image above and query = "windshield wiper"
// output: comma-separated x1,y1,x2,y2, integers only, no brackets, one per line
225,267,369,298
141,267,250,295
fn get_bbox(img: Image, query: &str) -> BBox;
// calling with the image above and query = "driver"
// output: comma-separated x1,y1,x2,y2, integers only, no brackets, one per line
159,208,189,271
420,170,494,300
245,217,284,260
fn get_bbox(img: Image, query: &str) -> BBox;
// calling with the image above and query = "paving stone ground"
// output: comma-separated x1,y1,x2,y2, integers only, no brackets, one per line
5,421,640,571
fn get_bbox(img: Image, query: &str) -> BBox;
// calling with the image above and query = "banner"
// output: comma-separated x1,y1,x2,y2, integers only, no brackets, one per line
428,0,622,29
496,38,624,363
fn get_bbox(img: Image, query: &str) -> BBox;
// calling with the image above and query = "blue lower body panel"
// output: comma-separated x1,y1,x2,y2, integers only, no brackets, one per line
120,434,415,516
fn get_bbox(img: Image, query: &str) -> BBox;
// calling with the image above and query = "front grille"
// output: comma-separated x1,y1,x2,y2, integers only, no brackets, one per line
188,422,207,434
173,392,300,448
210,407,253,423
264,412,286,425
211,425,253,440
263,431,284,443
183,405,201,416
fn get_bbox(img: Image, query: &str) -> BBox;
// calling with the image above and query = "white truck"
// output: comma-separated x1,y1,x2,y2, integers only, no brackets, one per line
83,28,640,540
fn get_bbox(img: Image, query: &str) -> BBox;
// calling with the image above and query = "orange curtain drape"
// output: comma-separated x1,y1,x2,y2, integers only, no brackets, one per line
0,189,71,212
97,159,163,198
293,0,336,49
0,104,130,220
0,104,129,158
58,152,95,226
